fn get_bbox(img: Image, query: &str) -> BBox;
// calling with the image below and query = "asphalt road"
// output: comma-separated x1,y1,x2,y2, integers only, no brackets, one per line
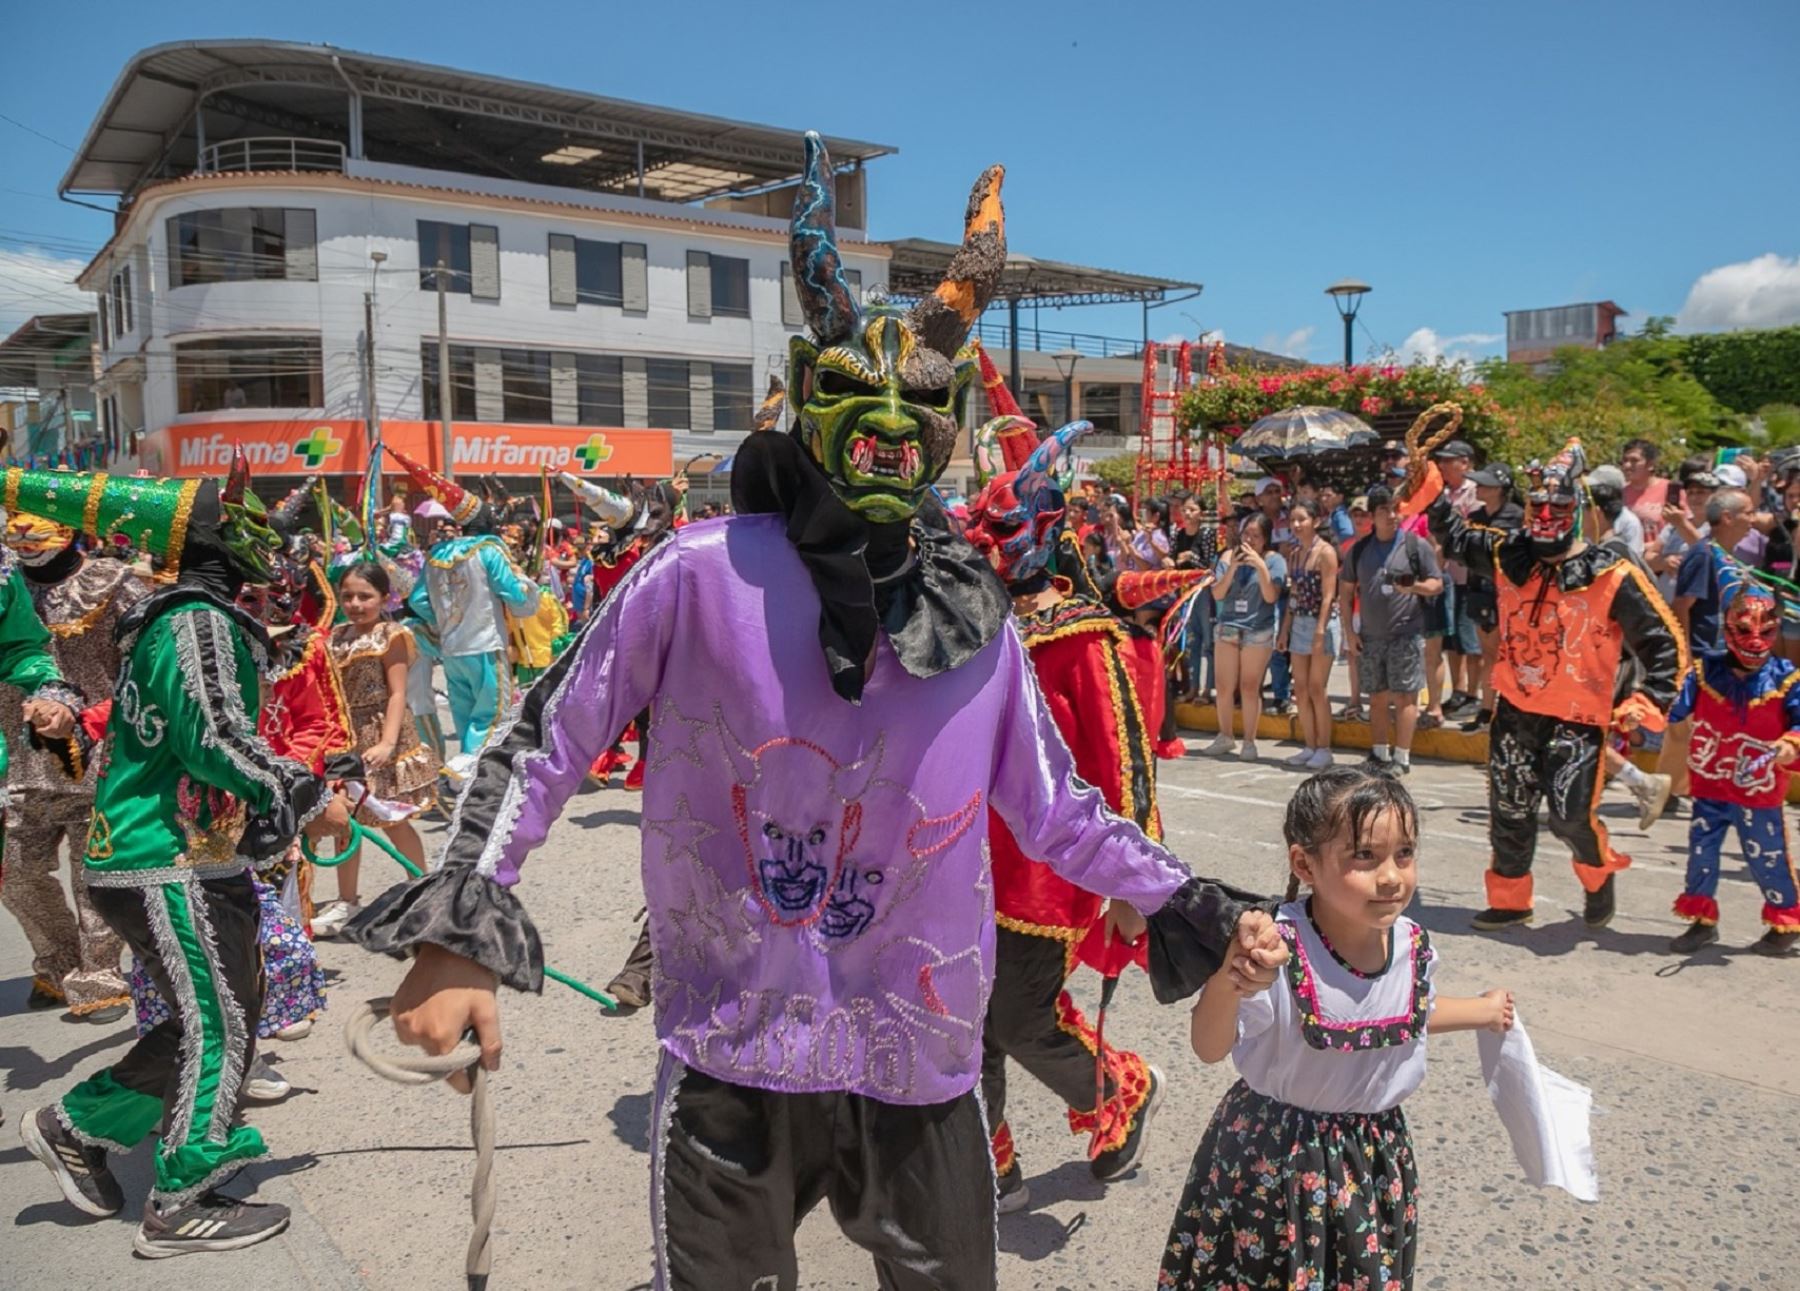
4,742,1797,1290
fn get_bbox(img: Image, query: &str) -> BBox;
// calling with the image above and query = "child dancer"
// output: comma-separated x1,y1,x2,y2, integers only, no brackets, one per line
317,562,440,935
1160,767,1514,1289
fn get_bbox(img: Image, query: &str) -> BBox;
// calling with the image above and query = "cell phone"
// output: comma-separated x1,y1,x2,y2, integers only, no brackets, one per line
1394,571,1417,588
1668,483,1683,509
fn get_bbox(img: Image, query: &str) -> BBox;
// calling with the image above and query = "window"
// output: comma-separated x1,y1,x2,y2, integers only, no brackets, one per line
418,221,472,292
167,209,316,286
420,343,478,422
501,349,552,423
711,255,750,318
647,359,690,429
711,363,754,432
110,267,133,335
577,354,624,425
577,239,622,305
175,335,323,412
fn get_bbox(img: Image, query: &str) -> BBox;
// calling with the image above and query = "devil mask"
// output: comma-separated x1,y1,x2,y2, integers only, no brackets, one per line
965,420,1094,586
1523,439,1587,560
788,133,1005,524
1724,584,1780,670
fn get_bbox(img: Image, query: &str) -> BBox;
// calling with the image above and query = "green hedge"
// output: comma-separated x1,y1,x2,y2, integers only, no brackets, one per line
1682,327,1800,413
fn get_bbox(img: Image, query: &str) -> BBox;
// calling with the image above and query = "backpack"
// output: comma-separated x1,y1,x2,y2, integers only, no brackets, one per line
1350,529,1439,602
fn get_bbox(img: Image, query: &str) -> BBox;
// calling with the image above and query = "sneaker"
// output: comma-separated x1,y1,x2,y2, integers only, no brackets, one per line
623,758,646,792
20,1106,124,1217
1202,735,1236,757
1460,707,1494,733
1092,1065,1165,1182
1753,929,1800,958
1283,748,1314,768
1305,748,1335,770
1238,742,1259,763
79,1001,130,1025
272,1018,313,1042
996,1164,1031,1214
1472,906,1534,931
1583,875,1617,929
1668,922,1719,955
1381,760,1410,778
134,1190,291,1259
1443,692,1478,719
1631,772,1673,831
242,1059,290,1104
1359,753,1392,774
310,900,361,939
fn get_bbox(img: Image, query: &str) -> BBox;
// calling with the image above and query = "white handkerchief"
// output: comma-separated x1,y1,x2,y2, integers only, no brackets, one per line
1477,1014,1599,1202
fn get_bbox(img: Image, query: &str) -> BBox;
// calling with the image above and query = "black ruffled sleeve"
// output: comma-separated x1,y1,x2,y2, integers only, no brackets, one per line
348,865,546,994
1146,876,1278,1004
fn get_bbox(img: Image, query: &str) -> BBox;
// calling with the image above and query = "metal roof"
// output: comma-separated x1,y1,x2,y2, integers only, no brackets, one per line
0,314,94,388
882,238,1200,308
62,40,895,204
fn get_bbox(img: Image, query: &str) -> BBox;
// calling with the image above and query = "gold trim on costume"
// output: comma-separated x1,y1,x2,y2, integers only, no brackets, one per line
4,468,19,517
82,473,110,538
165,479,201,573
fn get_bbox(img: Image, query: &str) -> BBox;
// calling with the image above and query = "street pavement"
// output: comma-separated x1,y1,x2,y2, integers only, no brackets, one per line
4,741,1797,1289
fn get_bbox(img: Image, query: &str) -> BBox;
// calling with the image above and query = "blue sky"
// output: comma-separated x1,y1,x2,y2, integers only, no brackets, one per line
4,1,1798,361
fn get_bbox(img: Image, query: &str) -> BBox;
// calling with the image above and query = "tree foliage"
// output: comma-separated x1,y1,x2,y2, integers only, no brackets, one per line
1681,326,1800,414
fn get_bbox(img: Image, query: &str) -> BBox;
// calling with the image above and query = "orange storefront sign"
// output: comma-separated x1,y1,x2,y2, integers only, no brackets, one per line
140,419,675,478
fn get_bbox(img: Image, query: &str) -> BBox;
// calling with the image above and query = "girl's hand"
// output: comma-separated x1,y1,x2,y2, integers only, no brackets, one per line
365,742,395,769
1241,545,1266,570
1484,988,1515,1034
1229,910,1288,994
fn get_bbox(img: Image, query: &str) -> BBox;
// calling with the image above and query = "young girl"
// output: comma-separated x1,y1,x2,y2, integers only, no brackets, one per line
1279,499,1340,770
317,562,440,933
1160,767,1514,1289
1206,512,1286,762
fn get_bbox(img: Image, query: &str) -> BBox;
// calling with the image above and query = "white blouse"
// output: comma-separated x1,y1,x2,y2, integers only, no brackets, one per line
1227,900,1437,1114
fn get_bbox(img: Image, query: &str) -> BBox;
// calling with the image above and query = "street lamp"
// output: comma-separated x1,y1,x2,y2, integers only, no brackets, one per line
1325,278,1371,369
1050,348,1081,425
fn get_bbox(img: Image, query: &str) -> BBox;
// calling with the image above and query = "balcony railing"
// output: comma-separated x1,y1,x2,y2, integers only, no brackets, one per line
198,137,346,176
970,319,1147,360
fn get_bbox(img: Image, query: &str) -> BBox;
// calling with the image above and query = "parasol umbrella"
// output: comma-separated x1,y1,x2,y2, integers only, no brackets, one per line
1233,405,1377,464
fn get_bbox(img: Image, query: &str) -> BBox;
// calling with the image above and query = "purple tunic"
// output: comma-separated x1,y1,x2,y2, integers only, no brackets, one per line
387,515,1210,1105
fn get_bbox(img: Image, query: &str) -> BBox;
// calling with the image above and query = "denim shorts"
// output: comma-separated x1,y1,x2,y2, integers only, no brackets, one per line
1217,623,1275,648
1288,612,1340,659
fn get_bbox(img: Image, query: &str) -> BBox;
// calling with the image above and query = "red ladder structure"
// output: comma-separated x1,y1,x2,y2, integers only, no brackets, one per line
1135,339,1199,502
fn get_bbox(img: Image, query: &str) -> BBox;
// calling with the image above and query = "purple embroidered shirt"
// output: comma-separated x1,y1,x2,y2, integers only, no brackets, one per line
424,515,1197,1104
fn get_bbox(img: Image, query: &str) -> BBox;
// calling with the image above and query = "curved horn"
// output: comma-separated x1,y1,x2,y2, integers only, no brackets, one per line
906,164,1006,359
557,472,633,528
972,415,1037,488
753,373,786,432
1014,420,1093,509
789,132,860,345
270,473,319,536
223,443,250,505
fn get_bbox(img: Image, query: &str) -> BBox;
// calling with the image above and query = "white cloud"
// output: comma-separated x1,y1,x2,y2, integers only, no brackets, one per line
1257,326,1315,359
0,246,93,336
1676,253,1800,332
1399,327,1503,366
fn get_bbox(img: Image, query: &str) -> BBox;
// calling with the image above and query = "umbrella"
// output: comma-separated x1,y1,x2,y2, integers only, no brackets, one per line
1233,405,1377,463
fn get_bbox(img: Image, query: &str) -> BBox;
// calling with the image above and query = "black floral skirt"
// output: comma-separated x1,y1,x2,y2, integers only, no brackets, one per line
1158,1079,1419,1290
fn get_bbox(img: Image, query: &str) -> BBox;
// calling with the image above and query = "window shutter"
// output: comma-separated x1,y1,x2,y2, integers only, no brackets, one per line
284,209,318,281
548,234,577,307
621,243,648,312
686,250,712,319
165,216,183,288
470,225,501,300
622,356,649,427
689,361,714,433
473,347,504,421
845,268,862,302
780,262,802,328
550,351,579,425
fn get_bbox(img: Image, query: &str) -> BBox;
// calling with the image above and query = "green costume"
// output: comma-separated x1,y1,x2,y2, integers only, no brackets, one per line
0,546,80,785
7,458,329,1207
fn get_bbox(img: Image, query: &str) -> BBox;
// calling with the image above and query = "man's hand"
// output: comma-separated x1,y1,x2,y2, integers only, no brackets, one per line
1778,740,1800,768
1102,900,1147,943
302,791,353,840
23,699,76,740
1227,909,1287,995
391,943,503,1094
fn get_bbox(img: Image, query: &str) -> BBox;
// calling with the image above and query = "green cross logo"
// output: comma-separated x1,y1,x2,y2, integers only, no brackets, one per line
575,433,614,471
295,426,344,469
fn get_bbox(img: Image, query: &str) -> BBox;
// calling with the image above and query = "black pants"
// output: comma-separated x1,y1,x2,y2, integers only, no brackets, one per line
1486,699,1620,910
651,1057,996,1291
980,927,1115,1143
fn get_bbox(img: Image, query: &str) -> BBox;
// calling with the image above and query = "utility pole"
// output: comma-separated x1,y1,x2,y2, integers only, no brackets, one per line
436,258,454,479
363,290,382,446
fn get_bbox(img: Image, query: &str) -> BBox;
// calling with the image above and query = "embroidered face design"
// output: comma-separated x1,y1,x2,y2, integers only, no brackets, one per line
1724,585,1779,670
720,718,884,927
787,132,1004,524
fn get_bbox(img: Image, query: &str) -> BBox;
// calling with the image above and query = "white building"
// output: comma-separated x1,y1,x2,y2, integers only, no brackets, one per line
63,40,894,501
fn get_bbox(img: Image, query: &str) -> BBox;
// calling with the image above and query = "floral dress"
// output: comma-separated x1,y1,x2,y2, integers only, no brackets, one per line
328,620,441,820
1160,900,1434,1290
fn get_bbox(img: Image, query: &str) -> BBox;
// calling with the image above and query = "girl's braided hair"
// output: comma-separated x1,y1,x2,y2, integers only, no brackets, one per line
1281,767,1419,903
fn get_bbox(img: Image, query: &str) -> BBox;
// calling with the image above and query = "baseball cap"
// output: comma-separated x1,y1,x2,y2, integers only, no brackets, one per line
1349,495,1371,513
1585,464,1627,491
1254,477,1284,496
1379,440,1407,456
1432,439,1474,460
1685,470,1721,490
1715,463,1748,488
1470,463,1514,489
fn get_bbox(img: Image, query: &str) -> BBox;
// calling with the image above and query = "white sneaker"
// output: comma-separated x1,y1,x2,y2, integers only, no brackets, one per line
1283,748,1314,768
272,1018,313,1042
1306,748,1335,770
1238,742,1259,762
310,900,360,939
242,1059,290,1103
1202,735,1236,757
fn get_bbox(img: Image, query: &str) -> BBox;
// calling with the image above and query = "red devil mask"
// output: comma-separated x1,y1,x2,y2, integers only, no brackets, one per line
1723,585,1780,670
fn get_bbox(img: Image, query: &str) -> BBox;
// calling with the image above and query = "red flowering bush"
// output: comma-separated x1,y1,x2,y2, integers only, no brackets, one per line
1179,361,1505,447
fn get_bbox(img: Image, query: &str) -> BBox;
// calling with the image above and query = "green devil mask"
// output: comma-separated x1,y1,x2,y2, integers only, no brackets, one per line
788,132,1006,524
2,444,282,584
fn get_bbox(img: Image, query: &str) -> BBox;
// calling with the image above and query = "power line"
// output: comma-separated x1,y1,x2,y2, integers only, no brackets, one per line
0,111,75,153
